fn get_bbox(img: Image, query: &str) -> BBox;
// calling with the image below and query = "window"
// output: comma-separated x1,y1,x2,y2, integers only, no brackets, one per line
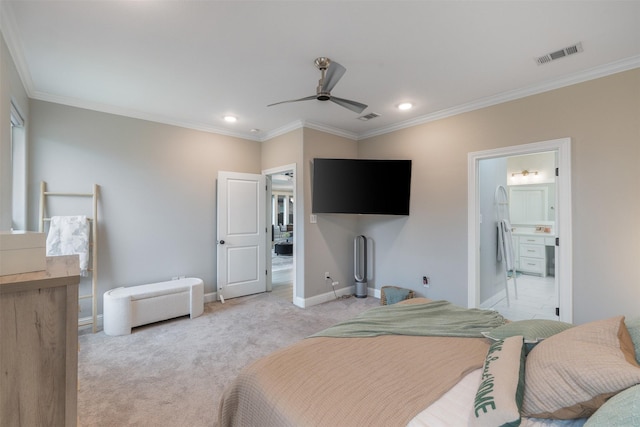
11,101,26,230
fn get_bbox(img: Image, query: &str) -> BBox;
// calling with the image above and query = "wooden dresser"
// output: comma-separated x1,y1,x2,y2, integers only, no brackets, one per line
1,255,80,427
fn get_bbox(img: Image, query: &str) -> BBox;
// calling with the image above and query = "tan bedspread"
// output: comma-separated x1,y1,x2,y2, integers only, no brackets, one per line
218,334,489,427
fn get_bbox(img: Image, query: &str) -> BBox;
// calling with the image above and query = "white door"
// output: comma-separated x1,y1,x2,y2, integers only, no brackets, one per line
216,171,267,300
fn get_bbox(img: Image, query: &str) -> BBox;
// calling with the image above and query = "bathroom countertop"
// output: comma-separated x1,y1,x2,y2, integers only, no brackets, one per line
512,231,555,236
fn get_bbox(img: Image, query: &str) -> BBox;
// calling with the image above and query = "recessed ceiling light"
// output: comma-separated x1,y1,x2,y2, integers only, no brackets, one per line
223,115,237,123
397,102,413,111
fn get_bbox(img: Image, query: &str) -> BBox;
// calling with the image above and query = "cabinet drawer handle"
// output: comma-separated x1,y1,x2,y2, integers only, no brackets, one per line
527,263,537,266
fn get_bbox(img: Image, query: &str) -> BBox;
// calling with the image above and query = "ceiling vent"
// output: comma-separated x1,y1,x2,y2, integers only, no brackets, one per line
535,42,583,65
357,112,381,121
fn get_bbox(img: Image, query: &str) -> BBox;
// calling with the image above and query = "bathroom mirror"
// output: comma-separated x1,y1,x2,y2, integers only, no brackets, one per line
509,185,555,224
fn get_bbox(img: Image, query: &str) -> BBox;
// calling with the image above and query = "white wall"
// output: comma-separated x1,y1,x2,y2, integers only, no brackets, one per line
28,100,261,311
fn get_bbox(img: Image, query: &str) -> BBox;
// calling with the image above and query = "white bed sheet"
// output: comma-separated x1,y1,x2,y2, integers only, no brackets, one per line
408,369,588,427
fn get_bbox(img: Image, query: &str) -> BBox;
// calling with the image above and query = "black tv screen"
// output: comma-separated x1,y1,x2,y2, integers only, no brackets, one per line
312,158,412,215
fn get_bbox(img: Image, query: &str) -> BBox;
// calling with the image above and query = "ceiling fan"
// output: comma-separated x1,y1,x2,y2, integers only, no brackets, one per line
267,57,368,114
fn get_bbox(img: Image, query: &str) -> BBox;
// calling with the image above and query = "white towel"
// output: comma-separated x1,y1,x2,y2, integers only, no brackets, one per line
46,215,90,275
497,219,515,271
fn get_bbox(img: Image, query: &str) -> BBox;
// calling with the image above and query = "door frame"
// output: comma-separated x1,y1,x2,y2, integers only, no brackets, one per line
467,138,573,322
262,163,298,304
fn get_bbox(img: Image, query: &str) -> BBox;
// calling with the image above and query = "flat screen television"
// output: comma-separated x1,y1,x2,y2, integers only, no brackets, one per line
312,158,412,215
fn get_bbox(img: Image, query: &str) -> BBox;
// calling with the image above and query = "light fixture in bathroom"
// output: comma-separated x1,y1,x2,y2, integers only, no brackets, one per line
511,169,538,177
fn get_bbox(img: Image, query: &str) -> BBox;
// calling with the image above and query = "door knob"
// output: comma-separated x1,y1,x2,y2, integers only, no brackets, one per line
218,240,225,245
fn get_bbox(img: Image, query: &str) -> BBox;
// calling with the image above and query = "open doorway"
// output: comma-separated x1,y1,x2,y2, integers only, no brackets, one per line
468,138,573,323
478,151,557,320
264,165,296,303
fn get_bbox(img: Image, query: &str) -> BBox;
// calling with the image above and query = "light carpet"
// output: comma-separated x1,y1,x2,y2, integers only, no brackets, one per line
78,291,379,426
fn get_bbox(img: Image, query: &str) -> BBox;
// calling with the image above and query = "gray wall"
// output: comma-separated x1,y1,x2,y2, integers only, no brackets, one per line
478,157,508,303
0,33,29,229
4,24,639,323
302,128,359,301
358,69,640,324
261,128,304,302
28,101,261,312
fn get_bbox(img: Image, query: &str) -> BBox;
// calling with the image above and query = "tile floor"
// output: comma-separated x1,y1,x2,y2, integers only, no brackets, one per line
481,274,558,321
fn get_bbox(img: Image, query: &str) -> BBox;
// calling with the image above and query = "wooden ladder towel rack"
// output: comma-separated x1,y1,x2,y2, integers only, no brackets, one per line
39,181,99,333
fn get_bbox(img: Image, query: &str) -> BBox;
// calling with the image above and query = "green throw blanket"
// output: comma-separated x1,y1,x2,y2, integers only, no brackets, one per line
310,300,506,338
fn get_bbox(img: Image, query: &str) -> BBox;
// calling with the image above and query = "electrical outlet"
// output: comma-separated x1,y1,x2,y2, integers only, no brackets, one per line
422,276,430,288
324,272,330,280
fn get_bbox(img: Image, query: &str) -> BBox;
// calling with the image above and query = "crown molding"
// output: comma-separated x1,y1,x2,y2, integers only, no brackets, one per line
260,120,304,141
0,2,35,96
260,119,358,142
31,90,262,141
302,120,358,141
358,55,640,140
4,0,638,145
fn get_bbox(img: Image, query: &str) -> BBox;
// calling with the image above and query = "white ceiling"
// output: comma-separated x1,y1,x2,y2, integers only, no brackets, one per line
2,1,639,141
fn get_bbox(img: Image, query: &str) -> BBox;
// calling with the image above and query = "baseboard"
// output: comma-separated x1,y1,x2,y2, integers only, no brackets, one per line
369,287,381,299
294,285,356,308
205,287,379,308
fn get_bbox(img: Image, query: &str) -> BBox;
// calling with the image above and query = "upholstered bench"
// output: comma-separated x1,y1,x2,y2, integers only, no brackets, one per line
103,277,204,336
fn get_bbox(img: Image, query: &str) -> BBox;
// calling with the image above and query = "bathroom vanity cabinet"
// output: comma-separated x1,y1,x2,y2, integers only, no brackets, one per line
0,255,80,427
513,234,556,277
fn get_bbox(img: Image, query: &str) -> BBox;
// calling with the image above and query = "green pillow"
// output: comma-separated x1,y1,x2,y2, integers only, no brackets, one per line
584,385,640,426
471,335,525,427
383,287,411,305
625,317,640,364
483,319,573,343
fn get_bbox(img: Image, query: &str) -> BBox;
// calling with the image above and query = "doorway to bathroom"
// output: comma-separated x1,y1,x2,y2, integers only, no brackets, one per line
468,138,573,323
265,164,295,303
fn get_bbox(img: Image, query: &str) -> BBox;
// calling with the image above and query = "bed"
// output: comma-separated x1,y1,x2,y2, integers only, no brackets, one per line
217,298,640,427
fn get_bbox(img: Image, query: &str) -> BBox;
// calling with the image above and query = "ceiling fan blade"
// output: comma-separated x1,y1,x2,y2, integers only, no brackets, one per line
321,61,346,93
330,96,367,114
267,95,316,107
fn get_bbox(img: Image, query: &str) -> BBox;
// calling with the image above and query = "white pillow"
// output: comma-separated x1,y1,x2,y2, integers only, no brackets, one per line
471,335,525,426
